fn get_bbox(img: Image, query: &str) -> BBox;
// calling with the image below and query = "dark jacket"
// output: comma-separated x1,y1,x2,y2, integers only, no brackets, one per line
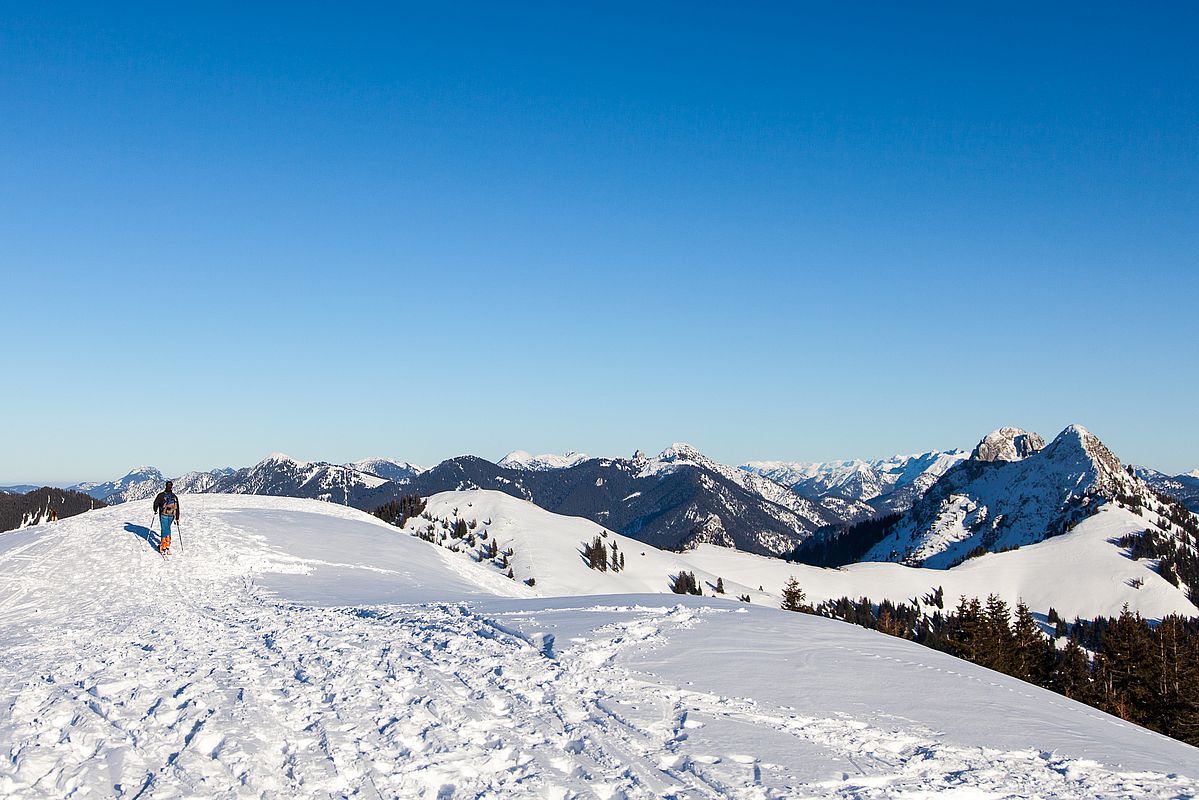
153,491,180,520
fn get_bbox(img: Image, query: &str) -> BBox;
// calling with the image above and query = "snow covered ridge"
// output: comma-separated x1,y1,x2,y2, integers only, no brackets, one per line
349,457,425,482
497,450,590,470
742,449,969,506
1135,465,1199,513
69,466,236,504
3,494,1198,797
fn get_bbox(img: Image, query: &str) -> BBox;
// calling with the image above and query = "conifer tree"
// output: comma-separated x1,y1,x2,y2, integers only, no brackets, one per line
983,594,1014,672
1010,601,1048,684
1099,605,1157,724
781,577,808,612
1054,638,1094,703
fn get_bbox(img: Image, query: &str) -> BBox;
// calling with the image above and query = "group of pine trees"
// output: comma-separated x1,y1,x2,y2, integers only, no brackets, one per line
781,579,1199,747
582,533,625,572
669,570,702,595
370,494,427,527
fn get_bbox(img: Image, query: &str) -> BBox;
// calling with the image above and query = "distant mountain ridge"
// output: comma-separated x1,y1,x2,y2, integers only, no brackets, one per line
1135,467,1199,513
357,445,836,556
498,451,590,471
742,450,968,513
70,467,236,504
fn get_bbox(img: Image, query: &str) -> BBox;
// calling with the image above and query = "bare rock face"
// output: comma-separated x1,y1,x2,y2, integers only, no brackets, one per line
971,427,1047,463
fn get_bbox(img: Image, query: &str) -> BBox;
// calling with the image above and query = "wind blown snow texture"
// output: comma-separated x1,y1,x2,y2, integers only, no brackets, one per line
1,495,1197,798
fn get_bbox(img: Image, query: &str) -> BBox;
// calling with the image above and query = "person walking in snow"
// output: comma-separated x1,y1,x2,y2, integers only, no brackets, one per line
152,481,180,554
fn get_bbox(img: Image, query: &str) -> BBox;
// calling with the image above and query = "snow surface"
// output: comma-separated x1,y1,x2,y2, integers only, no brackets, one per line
2,494,1197,798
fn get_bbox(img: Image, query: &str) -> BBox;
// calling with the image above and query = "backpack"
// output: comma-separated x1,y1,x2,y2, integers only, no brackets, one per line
161,492,178,517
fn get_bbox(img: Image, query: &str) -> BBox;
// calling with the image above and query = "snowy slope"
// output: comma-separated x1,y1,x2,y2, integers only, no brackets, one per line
688,504,1197,622
1,495,1197,797
401,490,757,598
407,490,1196,623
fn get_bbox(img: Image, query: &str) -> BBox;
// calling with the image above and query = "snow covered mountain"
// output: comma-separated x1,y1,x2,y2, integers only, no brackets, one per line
2,493,1197,797
1135,465,1199,513
349,457,425,482
362,444,836,556
208,453,389,504
860,425,1160,567
497,450,590,470
70,465,166,504
172,466,236,494
742,449,968,516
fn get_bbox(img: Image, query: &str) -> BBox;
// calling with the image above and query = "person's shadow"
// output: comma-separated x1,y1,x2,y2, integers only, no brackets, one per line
124,522,161,552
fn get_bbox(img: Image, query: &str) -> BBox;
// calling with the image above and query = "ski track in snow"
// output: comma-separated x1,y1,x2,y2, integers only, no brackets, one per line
0,504,1196,798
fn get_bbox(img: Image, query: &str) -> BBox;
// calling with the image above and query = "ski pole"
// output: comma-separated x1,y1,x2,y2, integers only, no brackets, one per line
175,519,184,554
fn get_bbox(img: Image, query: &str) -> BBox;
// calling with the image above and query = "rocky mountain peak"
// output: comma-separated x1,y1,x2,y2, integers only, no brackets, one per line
971,427,1046,463
655,443,707,464
1042,424,1126,487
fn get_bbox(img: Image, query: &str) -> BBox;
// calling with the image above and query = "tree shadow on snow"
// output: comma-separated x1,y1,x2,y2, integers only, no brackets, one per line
124,522,162,551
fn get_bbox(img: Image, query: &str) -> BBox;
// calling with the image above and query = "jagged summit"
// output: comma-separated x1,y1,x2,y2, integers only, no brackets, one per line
654,442,708,463
971,427,1046,463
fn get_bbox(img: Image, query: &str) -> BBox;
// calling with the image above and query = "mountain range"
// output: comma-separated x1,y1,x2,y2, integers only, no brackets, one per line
40,425,1197,567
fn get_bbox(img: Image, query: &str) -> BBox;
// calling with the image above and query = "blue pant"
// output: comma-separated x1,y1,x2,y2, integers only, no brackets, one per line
159,514,174,539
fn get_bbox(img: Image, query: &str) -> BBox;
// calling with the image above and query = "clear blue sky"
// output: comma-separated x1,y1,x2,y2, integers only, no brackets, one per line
2,3,1196,483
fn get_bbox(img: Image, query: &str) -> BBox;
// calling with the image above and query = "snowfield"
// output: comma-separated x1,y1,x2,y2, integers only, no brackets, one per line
1,494,1197,799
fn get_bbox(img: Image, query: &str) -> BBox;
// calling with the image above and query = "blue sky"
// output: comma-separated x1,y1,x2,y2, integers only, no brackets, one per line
2,3,1196,483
